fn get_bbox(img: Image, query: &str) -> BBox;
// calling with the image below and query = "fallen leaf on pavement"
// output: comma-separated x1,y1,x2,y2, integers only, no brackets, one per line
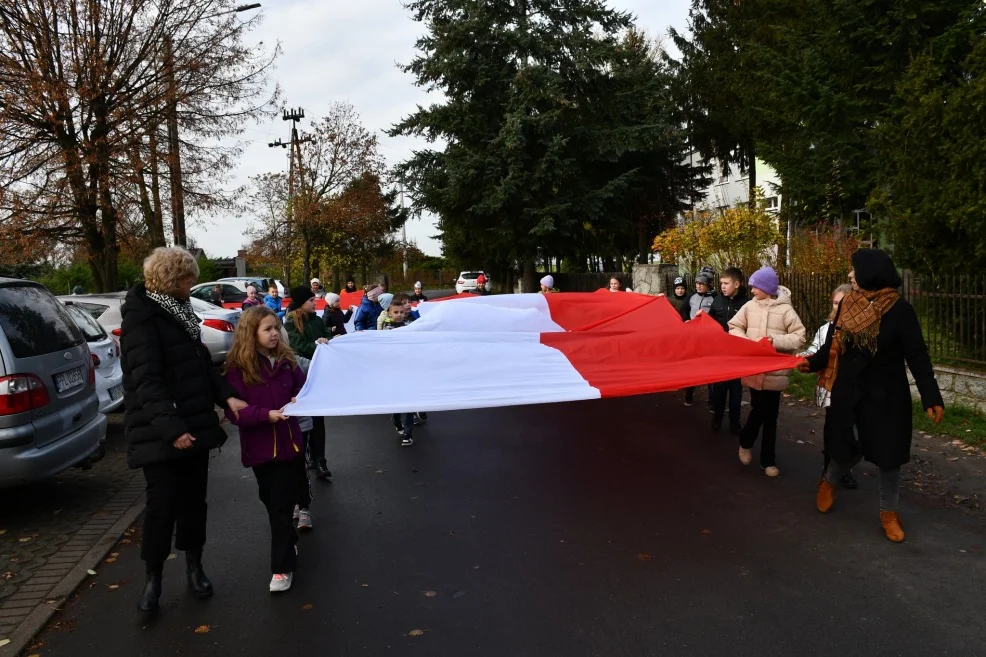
105,558,116,564
424,591,437,598
167,554,177,560
86,569,97,576
108,584,119,590
361,583,369,588
375,469,385,474
2,572,14,580
0,640,10,647
636,553,652,562
408,629,425,637
194,625,210,634
0,529,6,535
302,603,313,610
18,537,31,543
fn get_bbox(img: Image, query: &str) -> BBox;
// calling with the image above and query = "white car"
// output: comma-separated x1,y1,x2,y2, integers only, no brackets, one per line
219,277,285,297
455,271,492,294
60,301,124,414
58,293,241,364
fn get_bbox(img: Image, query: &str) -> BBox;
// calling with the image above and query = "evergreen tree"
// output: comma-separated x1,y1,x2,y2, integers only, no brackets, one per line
871,2,986,271
391,0,706,285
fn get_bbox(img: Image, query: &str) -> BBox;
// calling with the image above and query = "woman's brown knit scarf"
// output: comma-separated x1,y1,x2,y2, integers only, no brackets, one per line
817,287,899,392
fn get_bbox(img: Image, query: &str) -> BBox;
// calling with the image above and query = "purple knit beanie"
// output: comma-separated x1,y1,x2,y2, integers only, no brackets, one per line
748,267,779,296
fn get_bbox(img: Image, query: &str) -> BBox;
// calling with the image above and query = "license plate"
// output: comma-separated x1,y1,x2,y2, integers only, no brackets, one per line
109,384,124,401
54,367,84,393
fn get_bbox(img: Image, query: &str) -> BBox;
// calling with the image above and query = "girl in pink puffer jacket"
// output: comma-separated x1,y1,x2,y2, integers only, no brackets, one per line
728,267,806,477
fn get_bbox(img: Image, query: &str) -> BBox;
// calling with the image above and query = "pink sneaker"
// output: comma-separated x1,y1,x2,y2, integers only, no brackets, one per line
269,573,293,593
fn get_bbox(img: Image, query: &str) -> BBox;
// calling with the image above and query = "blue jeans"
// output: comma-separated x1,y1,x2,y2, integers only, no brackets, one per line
712,379,743,426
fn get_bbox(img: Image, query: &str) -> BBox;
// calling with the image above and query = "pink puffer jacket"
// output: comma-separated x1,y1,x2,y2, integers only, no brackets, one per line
728,286,807,391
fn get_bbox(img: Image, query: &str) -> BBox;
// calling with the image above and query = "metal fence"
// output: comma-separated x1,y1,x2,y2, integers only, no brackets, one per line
663,269,986,367
902,272,986,368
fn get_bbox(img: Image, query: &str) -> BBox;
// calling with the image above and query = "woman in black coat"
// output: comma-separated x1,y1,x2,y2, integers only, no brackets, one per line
799,249,944,543
121,247,246,613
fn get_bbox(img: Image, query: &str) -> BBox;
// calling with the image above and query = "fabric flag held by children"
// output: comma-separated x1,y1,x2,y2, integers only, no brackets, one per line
285,292,803,417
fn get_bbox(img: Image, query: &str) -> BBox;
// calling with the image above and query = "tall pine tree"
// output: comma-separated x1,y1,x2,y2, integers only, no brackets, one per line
391,1,706,286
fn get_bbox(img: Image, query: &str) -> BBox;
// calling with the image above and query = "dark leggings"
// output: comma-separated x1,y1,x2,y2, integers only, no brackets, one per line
309,417,326,462
739,389,782,468
253,458,303,573
826,461,901,511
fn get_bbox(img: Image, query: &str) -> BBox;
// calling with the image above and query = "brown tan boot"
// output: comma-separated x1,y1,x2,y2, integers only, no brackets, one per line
816,479,835,513
880,511,905,543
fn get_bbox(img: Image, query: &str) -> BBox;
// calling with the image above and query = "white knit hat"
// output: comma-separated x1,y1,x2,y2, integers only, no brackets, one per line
414,281,422,289
325,292,340,305
540,275,554,289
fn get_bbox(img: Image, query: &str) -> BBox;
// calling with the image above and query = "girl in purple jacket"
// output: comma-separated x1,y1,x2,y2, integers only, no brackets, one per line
224,307,307,593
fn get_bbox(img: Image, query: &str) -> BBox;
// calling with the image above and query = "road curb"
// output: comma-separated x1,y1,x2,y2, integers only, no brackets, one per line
0,497,146,657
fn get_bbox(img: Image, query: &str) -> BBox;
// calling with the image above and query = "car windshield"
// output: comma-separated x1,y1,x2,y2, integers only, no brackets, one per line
0,285,84,358
190,297,222,314
63,303,108,342
462,272,482,280
72,302,109,321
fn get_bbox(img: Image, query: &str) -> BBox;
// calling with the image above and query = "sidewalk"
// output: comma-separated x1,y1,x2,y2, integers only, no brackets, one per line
0,416,144,656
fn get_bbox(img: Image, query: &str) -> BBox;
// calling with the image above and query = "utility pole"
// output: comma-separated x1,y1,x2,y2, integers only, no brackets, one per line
269,107,312,287
165,3,262,247
400,182,408,279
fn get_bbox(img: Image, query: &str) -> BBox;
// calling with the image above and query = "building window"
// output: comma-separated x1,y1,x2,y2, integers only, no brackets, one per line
764,196,779,210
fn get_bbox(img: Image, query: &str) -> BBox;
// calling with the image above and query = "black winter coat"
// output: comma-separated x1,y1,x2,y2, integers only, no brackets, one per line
708,291,749,331
120,284,235,469
323,307,353,336
806,298,943,468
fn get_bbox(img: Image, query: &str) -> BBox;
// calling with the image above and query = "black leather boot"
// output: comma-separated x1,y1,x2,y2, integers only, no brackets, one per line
138,568,163,613
316,459,331,480
185,549,214,599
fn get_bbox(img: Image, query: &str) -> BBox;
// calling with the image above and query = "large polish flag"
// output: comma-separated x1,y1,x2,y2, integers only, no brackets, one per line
284,291,803,417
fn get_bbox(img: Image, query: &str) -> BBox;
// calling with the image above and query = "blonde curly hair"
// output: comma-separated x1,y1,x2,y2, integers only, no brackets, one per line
143,247,200,298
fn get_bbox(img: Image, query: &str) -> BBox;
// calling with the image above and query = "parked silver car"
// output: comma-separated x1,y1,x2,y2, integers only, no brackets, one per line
0,279,107,487
57,293,240,363
60,301,125,414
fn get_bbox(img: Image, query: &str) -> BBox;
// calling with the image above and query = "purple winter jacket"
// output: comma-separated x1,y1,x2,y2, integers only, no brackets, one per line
224,355,306,468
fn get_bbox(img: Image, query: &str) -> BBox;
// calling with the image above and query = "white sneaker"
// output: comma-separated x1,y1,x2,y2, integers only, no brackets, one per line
738,447,753,466
764,466,781,477
297,509,313,530
292,505,300,521
401,436,414,447
269,573,293,593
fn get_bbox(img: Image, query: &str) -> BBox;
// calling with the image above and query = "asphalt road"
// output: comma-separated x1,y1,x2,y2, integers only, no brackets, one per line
32,394,986,657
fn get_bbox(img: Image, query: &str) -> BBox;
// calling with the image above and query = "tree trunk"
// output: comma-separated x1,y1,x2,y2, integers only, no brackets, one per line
748,145,757,204
302,232,312,283
149,130,166,247
636,214,650,265
130,138,165,248
522,259,537,293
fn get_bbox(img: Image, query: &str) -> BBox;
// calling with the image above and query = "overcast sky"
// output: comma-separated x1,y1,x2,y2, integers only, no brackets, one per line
188,0,692,259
